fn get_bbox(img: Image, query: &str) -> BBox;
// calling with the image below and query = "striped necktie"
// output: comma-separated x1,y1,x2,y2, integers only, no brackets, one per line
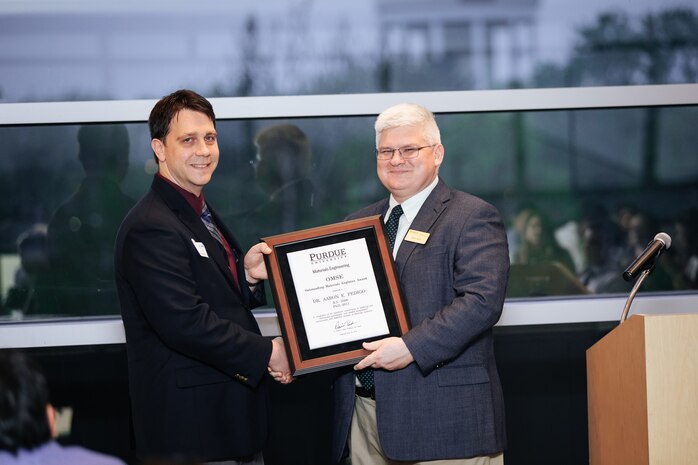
201,203,223,245
201,202,240,287
356,204,404,392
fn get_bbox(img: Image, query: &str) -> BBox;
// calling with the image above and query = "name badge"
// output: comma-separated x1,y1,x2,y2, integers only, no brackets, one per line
192,239,209,258
404,229,430,244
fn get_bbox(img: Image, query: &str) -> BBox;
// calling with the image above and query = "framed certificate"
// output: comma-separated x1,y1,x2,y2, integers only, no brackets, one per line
262,215,410,375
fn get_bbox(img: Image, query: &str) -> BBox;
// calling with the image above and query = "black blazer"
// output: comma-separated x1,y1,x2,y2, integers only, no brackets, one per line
115,176,272,461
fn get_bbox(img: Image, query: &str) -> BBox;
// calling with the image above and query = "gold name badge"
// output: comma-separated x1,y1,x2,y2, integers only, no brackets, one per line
404,229,430,244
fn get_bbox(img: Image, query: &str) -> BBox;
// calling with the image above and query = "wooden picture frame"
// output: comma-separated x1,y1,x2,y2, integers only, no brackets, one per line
262,215,410,375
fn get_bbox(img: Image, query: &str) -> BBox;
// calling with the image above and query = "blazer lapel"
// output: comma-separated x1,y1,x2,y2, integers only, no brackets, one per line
181,210,237,286
394,179,450,278
152,177,242,297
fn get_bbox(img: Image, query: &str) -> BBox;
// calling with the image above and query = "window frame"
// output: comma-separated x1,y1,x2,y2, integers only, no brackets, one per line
1,83,697,348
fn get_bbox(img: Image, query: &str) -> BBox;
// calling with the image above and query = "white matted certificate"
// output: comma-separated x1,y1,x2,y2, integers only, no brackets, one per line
286,237,389,350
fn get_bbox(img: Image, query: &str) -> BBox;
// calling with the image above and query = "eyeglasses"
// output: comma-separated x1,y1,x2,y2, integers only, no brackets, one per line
249,154,261,168
375,145,435,160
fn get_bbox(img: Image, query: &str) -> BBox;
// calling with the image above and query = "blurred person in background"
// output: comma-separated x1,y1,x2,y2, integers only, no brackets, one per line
2,224,49,317
514,209,576,273
619,211,674,292
45,124,134,316
0,349,126,465
666,208,698,289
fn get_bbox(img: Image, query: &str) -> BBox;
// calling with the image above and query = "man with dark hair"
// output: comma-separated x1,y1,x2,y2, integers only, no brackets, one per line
0,350,125,464
115,89,291,463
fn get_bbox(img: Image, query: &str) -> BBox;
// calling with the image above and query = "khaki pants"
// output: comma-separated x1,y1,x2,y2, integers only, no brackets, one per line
350,395,504,465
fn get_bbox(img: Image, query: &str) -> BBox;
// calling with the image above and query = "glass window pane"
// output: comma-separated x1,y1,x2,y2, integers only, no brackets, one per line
2,104,697,321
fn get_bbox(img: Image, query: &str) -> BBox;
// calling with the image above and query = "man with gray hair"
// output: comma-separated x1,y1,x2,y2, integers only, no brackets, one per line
332,103,509,464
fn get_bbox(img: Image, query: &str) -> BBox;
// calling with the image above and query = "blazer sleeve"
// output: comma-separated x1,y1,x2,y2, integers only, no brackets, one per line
402,200,509,375
120,220,272,386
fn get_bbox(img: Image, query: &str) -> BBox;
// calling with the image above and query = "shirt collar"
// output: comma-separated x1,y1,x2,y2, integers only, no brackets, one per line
388,175,439,222
157,172,205,215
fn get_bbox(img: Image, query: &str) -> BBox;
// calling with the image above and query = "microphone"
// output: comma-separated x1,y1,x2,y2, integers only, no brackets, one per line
622,232,672,282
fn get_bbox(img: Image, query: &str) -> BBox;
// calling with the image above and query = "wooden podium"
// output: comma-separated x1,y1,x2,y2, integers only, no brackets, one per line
586,313,698,464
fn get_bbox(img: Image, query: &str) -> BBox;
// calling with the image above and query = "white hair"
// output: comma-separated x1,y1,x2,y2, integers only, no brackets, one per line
374,103,441,147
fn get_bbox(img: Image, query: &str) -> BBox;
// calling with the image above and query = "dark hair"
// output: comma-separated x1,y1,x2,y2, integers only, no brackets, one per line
148,89,216,161
0,350,52,452
254,124,312,179
77,123,130,177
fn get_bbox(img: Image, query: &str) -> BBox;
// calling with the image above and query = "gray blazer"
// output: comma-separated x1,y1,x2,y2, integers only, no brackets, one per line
332,178,509,462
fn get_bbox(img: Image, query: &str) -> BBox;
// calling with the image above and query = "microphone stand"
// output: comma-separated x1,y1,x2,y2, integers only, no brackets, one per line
619,233,671,323
619,268,652,323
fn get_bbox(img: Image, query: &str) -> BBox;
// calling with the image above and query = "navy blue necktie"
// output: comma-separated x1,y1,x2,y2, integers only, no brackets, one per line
356,204,403,392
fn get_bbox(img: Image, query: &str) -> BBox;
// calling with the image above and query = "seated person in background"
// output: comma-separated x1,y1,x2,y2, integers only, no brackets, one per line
506,206,533,264
2,224,49,316
515,209,576,272
577,205,628,293
508,209,587,297
507,261,589,297
669,209,698,289
618,211,674,292
0,350,126,465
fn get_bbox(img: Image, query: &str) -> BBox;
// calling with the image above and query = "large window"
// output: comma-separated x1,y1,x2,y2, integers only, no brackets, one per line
1,88,697,320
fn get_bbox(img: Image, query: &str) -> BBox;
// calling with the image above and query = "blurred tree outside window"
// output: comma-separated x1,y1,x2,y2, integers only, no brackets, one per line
1,2,698,318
